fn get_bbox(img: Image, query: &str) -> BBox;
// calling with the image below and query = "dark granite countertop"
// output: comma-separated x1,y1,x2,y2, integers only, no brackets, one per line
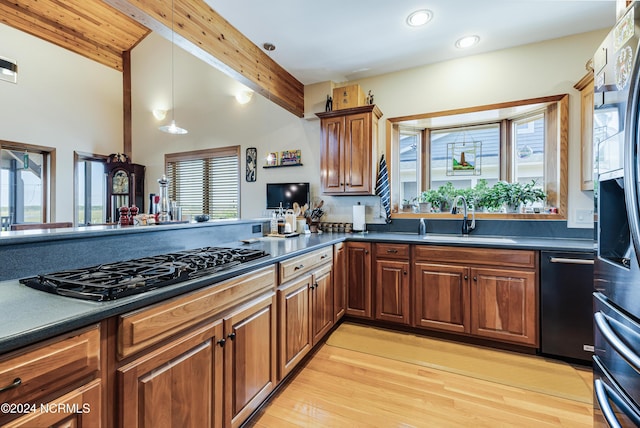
0,231,593,355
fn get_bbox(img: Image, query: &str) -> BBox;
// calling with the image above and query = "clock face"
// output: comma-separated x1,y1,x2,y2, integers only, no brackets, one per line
112,170,129,194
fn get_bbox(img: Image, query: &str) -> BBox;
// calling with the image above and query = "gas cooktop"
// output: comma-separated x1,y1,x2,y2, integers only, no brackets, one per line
20,247,269,301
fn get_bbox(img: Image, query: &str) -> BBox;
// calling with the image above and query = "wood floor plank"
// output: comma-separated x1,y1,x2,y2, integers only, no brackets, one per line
248,342,593,427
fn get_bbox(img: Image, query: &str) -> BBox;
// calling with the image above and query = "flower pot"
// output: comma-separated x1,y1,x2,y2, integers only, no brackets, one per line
418,202,431,213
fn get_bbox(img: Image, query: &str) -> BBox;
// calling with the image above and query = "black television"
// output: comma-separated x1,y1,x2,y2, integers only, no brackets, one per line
266,182,310,210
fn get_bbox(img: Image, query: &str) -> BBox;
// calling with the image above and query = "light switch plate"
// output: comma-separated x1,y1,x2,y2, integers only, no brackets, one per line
575,209,594,224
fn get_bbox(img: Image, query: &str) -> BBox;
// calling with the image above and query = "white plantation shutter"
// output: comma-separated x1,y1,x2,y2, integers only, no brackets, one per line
166,146,240,219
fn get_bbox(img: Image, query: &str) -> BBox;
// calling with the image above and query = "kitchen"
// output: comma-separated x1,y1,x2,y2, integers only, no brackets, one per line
0,0,635,427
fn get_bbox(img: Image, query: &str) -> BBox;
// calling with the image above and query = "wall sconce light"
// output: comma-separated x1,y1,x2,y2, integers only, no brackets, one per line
153,109,168,120
235,90,254,105
0,56,18,84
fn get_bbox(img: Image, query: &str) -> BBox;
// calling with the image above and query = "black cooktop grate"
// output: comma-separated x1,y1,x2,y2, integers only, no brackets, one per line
20,247,268,301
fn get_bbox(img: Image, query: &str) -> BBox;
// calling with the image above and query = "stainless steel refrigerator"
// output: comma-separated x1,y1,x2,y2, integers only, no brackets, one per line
593,2,640,426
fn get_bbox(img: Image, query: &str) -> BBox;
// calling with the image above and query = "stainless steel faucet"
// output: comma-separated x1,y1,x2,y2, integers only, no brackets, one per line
451,195,476,235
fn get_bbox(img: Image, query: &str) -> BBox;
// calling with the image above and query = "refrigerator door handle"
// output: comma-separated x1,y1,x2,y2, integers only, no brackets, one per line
595,378,640,427
595,311,640,373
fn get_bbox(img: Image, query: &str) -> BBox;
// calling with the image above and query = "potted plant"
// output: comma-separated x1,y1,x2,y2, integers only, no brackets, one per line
401,198,415,212
487,180,546,213
419,189,444,212
436,182,456,212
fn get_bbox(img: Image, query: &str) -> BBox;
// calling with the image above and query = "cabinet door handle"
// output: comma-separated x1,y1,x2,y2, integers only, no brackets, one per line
403,271,407,275
216,338,226,348
0,378,21,393
294,264,305,270
464,275,468,280
227,332,236,340
364,250,369,255
473,276,477,281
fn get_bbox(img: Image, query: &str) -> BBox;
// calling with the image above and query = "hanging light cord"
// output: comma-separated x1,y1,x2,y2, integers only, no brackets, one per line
170,0,176,123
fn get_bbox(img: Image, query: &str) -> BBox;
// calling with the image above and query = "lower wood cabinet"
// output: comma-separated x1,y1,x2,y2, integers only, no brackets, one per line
4,379,102,428
412,246,539,347
0,325,101,427
277,251,334,380
374,243,410,325
470,267,537,346
118,322,224,428
224,293,277,428
333,242,347,321
413,262,470,334
345,242,372,318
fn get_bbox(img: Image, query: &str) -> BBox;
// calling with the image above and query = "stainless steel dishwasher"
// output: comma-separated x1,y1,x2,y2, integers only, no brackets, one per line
540,250,594,363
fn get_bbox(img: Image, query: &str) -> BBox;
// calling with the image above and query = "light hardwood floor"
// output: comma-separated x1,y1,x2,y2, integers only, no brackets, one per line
248,343,594,427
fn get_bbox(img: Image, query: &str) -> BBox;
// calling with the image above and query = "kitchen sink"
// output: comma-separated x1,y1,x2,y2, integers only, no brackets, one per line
422,234,517,244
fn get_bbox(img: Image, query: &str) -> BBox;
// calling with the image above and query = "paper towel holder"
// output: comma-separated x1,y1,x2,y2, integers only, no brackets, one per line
353,202,366,232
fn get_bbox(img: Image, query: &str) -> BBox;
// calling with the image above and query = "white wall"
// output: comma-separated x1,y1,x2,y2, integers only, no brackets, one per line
0,23,124,223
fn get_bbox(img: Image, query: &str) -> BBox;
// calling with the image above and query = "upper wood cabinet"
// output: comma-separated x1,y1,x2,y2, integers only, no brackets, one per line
317,105,383,195
574,71,594,191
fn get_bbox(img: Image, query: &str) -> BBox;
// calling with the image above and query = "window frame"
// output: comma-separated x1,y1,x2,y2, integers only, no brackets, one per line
387,94,568,220
164,146,241,219
73,151,108,226
0,140,54,224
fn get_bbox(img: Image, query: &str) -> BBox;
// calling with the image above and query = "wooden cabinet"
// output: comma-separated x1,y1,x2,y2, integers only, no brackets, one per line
574,71,594,191
278,274,312,379
345,242,372,318
0,325,101,426
333,242,347,321
118,322,224,428
224,293,277,428
4,379,102,428
310,263,334,344
413,246,539,347
470,267,537,346
374,243,410,325
277,248,334,379
414,262,470,334
116,266,276,428
316,105,383,195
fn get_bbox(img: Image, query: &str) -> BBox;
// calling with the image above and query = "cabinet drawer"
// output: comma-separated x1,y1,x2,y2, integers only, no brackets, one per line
375,243,410,259
0,325,100,405
118,265,276,359
414,245,537,269
279,247,333,283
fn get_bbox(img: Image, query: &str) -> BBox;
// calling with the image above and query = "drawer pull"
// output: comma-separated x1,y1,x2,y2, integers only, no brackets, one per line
294,264,305,271
320,254,328,259
0,378,22,393
387,249,398,254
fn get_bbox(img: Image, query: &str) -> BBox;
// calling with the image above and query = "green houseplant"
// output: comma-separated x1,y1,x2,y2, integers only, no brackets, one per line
487,180,547,212
420,189,446,212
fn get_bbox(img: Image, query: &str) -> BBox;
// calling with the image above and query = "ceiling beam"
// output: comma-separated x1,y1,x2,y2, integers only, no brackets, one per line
103,0,304,117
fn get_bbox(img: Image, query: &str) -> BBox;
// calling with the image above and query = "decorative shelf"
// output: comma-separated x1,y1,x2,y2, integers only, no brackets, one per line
263,164,304,169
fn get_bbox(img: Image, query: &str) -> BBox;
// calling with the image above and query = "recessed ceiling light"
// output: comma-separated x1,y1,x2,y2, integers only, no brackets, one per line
455,35,480,49
406,9,433,27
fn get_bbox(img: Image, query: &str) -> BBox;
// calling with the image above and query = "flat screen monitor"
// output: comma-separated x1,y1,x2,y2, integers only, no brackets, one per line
266,183,310,210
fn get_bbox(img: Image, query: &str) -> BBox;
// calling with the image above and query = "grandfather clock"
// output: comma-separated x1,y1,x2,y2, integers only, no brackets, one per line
105,153,145,223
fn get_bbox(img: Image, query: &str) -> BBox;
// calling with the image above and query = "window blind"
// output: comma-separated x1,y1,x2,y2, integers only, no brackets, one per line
166,147,239,219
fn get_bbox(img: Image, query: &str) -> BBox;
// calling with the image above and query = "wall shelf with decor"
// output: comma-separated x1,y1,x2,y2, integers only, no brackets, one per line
263,164,304,169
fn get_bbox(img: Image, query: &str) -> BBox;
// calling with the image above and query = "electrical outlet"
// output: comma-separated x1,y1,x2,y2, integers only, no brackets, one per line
575,209,594,224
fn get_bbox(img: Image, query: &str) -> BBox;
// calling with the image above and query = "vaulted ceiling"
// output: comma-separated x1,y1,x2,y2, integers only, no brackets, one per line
0,0,304,117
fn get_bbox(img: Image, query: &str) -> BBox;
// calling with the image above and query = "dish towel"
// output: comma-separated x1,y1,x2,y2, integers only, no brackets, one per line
375,154,392,224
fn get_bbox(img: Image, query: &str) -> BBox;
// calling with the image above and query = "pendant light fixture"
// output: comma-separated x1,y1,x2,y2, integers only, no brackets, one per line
159,0,188,135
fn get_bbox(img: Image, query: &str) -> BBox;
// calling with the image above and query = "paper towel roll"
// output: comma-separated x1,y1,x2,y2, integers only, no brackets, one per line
353,204,366,232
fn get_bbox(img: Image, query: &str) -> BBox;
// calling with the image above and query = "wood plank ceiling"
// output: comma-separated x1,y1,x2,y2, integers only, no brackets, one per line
0,0,304,117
